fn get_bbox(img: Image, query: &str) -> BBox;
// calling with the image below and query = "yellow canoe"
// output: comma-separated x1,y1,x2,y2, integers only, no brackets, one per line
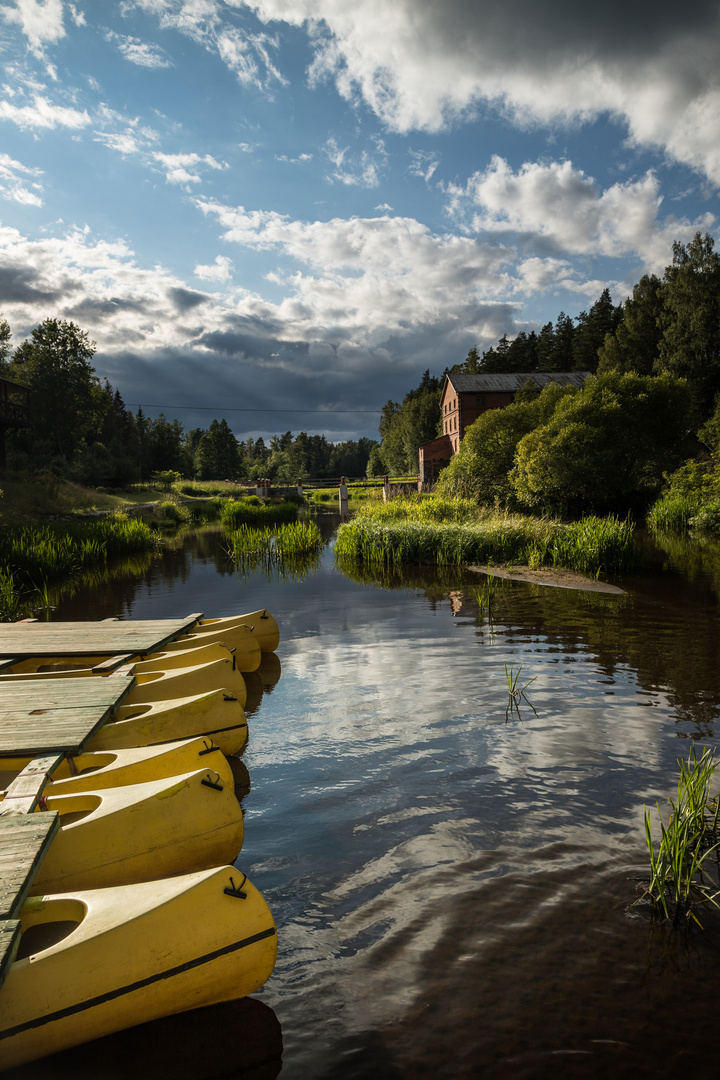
0,736,234,797
86,688,248,756
24,767,244,894
0,865,277,1069
0,653,249,710
163,622,262,670
198,610,280,654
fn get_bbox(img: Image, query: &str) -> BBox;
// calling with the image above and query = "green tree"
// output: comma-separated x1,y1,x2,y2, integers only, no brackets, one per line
195,419,241,479
376,371,442,474
143,413,185,475
9,318,106,461
655,233,720,420
437,382,574,503
572,289,622,372
597,275,663,376
510,372,692,514
539,312,575,371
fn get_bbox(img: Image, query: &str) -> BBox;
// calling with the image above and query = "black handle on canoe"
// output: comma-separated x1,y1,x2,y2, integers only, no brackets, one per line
224,874,248,899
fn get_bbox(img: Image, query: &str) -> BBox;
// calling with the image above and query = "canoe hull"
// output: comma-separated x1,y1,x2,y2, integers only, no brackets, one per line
0,866,277,1069
86,689,248,756
29,768,244,894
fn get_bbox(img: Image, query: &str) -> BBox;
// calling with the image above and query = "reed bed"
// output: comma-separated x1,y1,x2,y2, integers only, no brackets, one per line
335,496,636,576
0,513,159,620
225,521,324,561
220,498,299,528
638,747,720,927
225,521,324,583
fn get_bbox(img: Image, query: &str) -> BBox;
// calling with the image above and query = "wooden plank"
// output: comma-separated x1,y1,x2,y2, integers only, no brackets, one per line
0,920,21,993
0,614,203,659
0,754,63,816
0,676,135,756
0,679,133,706
91,653,134,673
0,813,60,919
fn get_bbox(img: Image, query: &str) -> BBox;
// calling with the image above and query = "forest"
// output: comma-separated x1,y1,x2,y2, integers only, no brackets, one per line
0,317,377,485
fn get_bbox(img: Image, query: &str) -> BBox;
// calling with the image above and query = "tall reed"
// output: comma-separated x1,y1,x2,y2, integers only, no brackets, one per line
220,498,299,528
0,513,159,620
335,499,636,577
638,747,720,927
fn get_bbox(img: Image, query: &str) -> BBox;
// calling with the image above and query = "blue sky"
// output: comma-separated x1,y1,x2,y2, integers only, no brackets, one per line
1,1,718,442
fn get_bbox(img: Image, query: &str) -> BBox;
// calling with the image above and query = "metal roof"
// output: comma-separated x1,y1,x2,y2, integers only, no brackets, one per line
444,372,590,394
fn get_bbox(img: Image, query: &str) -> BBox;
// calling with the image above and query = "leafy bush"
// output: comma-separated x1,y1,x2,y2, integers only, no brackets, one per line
511,372,692,514
437,382,573,504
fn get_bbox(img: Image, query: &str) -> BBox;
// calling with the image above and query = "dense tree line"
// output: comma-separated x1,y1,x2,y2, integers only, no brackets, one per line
377,232,720,512
0,316,378,485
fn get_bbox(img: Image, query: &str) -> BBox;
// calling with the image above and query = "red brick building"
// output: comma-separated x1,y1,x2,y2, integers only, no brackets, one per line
419,371,589,484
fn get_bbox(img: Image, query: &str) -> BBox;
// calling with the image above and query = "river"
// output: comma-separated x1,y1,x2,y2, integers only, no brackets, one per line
18,516,720,1079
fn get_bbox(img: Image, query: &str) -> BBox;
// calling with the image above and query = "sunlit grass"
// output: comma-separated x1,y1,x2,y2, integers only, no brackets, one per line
335,496,636,577
0,513,159,620
220,498,299,527
637,747,720,928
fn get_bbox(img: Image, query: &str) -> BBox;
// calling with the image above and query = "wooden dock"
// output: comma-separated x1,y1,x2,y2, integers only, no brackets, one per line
0,816,59,989
0,613,204,991
0,614,202,660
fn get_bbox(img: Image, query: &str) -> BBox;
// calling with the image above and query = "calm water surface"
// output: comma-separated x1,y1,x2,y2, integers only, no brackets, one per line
37,520,720,1077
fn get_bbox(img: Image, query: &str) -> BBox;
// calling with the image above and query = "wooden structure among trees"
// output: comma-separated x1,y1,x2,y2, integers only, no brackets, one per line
419,371,589,484
0,379,29,471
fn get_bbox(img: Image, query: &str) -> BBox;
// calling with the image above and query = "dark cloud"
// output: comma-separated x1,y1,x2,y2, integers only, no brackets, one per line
0,266,60,305
167,286,208,312
390,0,720,66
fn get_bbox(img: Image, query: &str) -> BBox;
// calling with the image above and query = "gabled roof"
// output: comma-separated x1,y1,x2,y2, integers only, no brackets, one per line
443,371,590,394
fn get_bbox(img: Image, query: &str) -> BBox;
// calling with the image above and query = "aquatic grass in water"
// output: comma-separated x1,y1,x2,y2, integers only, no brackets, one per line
638,747,720,927
504,662,538,722
220,498,298,528
336,498,636,577
0,513,159,620
225,521,324,584
226,521,324,561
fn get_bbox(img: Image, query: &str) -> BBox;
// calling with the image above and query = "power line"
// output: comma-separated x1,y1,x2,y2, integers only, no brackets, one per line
125,403,381,414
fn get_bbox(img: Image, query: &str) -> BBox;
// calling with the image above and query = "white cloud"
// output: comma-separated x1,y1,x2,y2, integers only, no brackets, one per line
408,149,439,185
0,93,91,130
446,156,714,268
323,136,386,188
275,152,313,163
3,0,65,54
195,196,516,345
153,151,227,185
0,151,44,205
123,0,287,91
107,32,174,68
235,0,720,186
194,254,234,281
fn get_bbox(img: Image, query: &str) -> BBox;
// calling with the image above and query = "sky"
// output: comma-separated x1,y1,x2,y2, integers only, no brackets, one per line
1,0,719,444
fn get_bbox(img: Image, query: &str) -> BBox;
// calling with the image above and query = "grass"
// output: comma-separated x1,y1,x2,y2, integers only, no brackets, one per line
504,662,538,722
637,747,720,928
0,513,159,620
0,473,126,525
226,520,323,560
224,520,324,584
334,495,636,577
220,498,299,528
